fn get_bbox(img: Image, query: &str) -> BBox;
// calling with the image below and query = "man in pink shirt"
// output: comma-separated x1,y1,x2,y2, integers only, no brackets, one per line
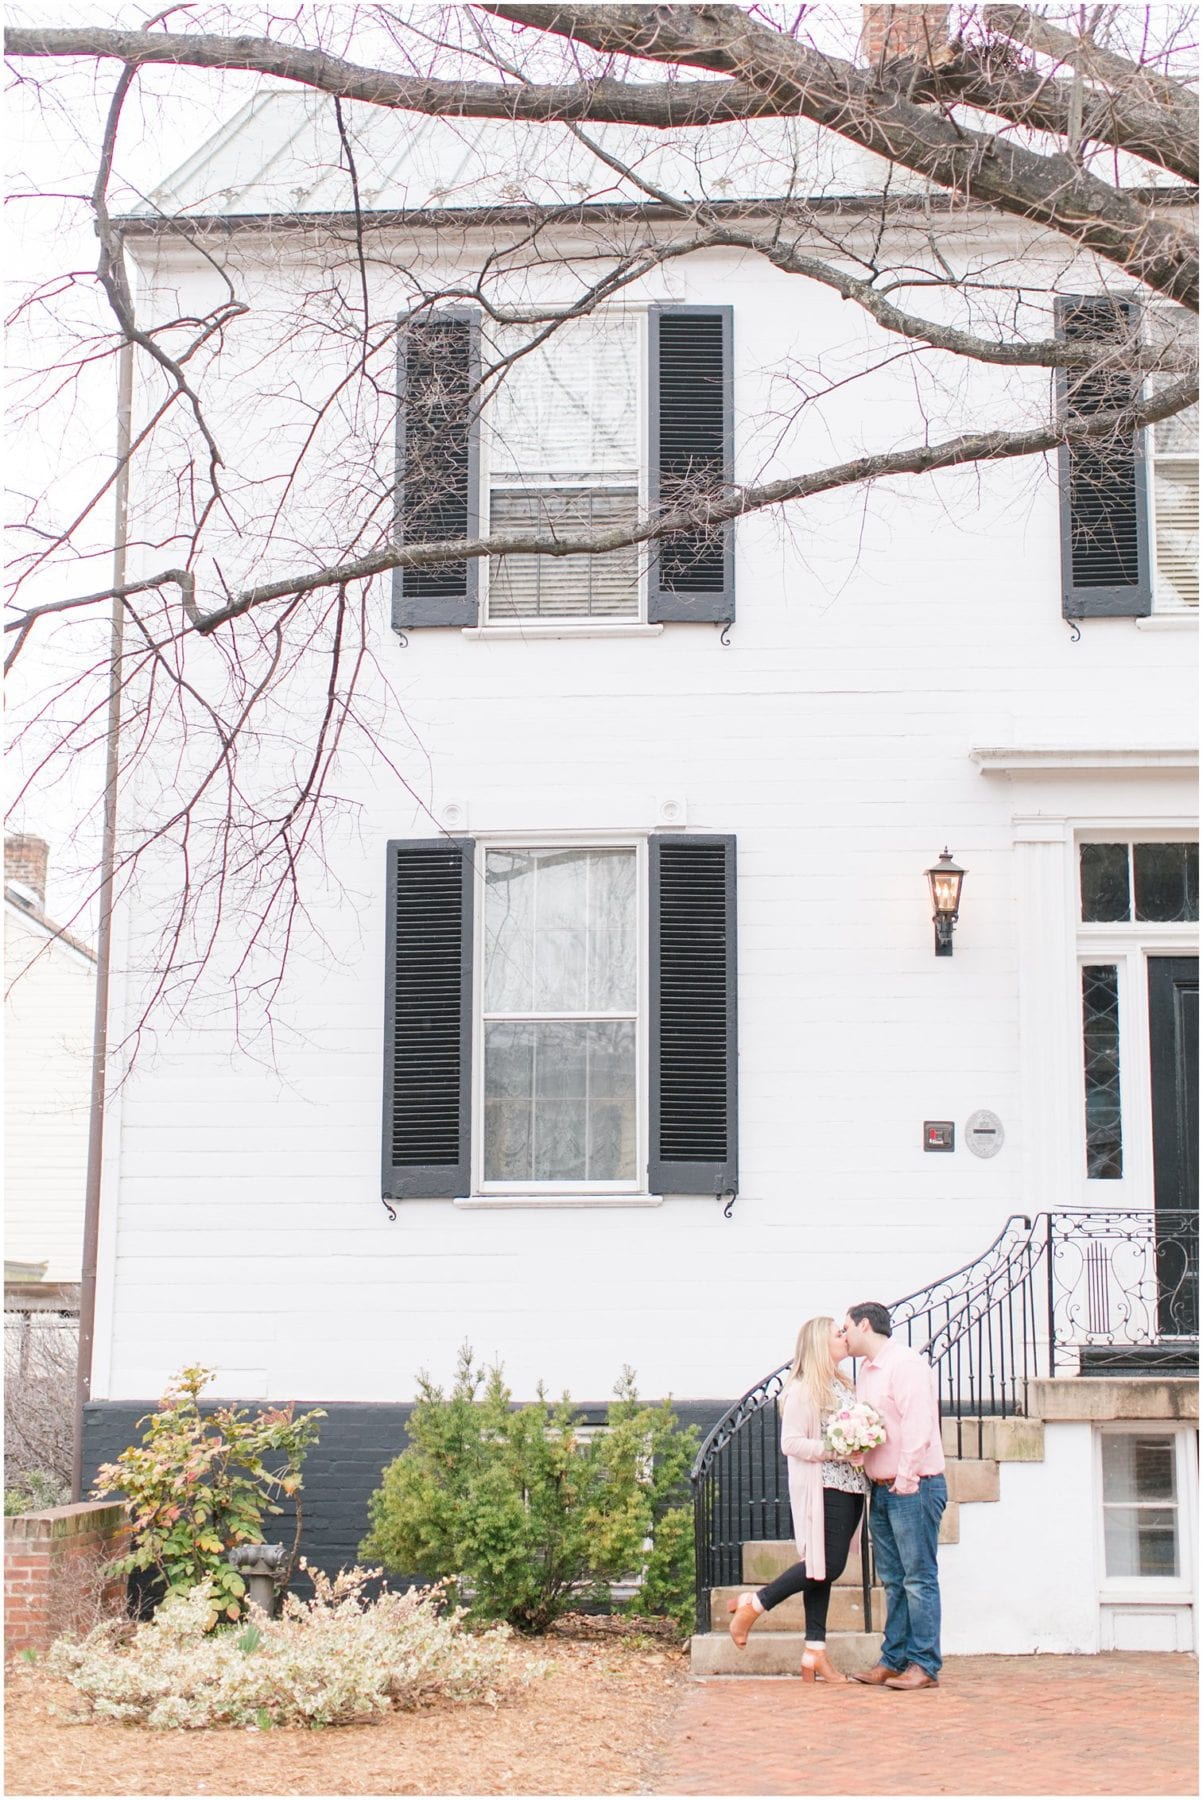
842,1301,947,1690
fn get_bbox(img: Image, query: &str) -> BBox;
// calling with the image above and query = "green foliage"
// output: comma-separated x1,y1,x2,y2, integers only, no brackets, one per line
92,1365,324,1629
360,1346,697,1634
4,1469,69,1516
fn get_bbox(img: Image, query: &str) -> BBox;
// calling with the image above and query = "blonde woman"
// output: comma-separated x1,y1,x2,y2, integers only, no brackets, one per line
728,1316,869,1683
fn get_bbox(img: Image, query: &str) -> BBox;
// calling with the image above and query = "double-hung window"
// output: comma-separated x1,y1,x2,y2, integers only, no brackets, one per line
485,315,643,622
1146,314,1199,610
382,835,737,1203
481,846,639,1186
393,305,733,631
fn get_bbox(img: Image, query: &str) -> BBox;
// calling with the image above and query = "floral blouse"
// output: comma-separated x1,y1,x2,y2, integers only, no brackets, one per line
820,1377,871,1494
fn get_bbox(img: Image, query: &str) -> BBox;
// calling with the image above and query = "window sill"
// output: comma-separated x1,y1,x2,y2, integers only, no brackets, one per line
461,623,663,641
454,1192,663,1210
1134,611,1199,631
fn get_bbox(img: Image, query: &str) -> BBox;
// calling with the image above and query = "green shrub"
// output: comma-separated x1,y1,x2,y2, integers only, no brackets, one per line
92,1365,324,1627
360,1347,697,1634
45,1565,533,1728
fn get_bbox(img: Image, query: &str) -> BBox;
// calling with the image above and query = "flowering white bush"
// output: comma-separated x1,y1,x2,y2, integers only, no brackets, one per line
823,1402,887,1463
45,1564,537,1729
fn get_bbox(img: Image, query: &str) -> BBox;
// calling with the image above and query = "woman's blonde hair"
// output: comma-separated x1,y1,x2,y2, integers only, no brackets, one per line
781,1316,841,1415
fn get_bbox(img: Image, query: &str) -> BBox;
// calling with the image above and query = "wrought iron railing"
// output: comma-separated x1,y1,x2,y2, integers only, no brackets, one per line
690,1207,1198,1634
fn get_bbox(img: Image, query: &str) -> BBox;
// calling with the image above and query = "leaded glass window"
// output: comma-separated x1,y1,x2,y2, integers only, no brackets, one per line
1080,842,1198,923
1082,964,1123,1178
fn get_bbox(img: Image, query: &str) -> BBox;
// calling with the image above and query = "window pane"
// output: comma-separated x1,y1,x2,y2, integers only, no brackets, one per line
587,851,637,1010
532,851,589,1011
484,851,536,1012
1082,965,1123,1178
1104,1507,1180,1579
1133,842,1199,923
1153,460,1199,607
1102,1434,1176,1503
1080,843,1131,921
489,489,640,620
487,314,639,481
485,849,636,1015
484,1020,636,1182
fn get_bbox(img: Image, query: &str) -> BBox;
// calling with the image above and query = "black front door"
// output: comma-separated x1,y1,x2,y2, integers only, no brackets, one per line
1147,956,1199,1338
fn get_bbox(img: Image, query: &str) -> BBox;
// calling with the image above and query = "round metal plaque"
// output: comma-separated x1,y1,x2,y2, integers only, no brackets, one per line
965,1110,1004,1159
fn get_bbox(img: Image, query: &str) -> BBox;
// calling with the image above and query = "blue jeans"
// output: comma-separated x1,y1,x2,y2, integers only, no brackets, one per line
869,1474,946,1677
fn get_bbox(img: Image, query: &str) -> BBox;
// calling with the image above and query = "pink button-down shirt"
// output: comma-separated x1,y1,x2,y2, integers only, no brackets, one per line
855,1338,945,1494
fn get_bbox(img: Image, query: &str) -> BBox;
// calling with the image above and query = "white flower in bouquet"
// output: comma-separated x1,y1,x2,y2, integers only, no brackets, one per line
823,1401,887,1465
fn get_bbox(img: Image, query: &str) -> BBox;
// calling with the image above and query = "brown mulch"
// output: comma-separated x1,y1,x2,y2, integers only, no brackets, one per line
4,1623,691,1798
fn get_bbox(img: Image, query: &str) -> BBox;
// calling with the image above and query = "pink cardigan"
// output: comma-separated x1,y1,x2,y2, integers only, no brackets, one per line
779,1382,861,1581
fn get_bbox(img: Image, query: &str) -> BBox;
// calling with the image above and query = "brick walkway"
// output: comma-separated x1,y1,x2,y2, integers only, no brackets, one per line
650,1655,1198,1796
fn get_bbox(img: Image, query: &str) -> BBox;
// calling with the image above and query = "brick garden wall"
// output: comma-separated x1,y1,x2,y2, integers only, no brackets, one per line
4,1501,128,1657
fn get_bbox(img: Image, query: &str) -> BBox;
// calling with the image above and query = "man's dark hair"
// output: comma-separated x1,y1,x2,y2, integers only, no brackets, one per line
847,1301,892,1338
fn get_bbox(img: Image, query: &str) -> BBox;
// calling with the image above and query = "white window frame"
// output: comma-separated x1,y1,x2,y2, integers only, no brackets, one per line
470,833,650,1201
1095,1423,1198,1602
1074,829,1199,1205
478,307,649,629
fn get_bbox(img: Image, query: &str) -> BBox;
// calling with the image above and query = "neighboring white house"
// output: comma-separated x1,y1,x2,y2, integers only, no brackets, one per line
4,836,96,1284
80,13,1198,1661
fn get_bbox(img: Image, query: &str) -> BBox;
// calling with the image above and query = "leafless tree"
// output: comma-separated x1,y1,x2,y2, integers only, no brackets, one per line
4,3,1198,1040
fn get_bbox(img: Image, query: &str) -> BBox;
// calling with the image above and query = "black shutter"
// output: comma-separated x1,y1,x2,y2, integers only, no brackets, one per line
649,835,738,1195
649,306,735,622
392,312,480,629
382,839,473,1200
1057,295,1151,618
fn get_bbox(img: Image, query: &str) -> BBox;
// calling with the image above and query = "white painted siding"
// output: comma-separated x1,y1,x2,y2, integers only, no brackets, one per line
93,231,1198,1408
4,905,95,1281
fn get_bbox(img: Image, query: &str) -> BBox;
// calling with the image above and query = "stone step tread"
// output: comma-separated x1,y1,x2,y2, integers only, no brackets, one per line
691,1630,882,1677
742,1503,958,1581
941,1416,1046,1462
711,1584,885,1633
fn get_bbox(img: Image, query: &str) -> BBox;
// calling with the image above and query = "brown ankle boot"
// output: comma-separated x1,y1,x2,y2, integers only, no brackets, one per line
727,1593,761,1648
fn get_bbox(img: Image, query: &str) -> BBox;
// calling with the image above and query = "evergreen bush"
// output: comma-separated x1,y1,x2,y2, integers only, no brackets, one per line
360,1347,698,1634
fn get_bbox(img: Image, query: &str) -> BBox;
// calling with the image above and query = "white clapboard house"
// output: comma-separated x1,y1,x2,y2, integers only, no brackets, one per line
83,22,1198,1664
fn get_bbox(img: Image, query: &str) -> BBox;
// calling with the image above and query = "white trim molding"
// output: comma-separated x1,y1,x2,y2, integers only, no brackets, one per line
972,747,1199,774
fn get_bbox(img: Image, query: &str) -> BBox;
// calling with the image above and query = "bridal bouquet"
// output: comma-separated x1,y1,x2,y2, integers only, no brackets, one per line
824,1401,887,1465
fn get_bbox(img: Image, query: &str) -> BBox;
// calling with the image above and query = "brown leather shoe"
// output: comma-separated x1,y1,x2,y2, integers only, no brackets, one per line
884,1664,939,1690
851,1663,903,1686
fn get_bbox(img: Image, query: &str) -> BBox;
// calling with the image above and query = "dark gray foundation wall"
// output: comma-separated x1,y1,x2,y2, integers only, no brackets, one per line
84,1398,731,1587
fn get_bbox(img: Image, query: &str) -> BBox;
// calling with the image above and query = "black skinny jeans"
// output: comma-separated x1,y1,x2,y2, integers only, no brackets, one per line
756,1487,865,1643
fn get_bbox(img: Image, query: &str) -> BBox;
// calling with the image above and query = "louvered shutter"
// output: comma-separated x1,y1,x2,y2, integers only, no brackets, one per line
649,835,738,1195
393,312,480,630
649,306,734,623
1056,296,1151,618
382,840,473,1199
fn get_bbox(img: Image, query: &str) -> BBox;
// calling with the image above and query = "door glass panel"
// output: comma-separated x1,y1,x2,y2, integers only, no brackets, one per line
1080,843,1131,921
1101,1433,1175,1502
1133,842,1199,922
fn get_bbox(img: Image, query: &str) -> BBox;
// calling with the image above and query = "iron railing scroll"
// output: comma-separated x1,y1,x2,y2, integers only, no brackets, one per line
690,1208,1198,1638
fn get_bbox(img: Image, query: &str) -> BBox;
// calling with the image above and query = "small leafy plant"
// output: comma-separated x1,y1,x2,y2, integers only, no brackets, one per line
45,1565,531,1728
361,1346,698,1634
92,1365,324,1627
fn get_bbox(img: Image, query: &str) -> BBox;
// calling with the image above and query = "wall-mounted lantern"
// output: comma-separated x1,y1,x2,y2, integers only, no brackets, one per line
926,848,966,957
